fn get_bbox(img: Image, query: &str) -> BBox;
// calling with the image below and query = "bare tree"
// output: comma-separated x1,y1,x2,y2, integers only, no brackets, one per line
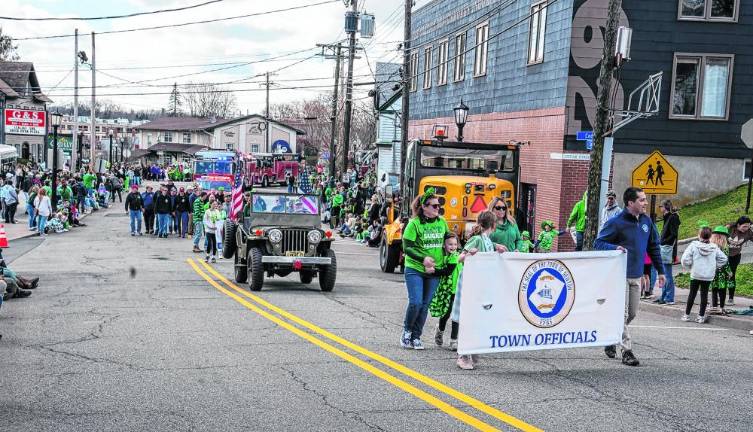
0,26,20,61
182,82,237,118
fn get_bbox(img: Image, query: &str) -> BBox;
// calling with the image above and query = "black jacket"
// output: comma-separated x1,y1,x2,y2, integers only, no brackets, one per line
125,192,144,211
660,211,681,246
174,194,191,212
154,192,173,214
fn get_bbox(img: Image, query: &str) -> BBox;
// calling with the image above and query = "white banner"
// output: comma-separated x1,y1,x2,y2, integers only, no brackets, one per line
458,251,627,355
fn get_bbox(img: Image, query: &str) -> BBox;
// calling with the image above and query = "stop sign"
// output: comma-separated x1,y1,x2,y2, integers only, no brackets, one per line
742,119,753,149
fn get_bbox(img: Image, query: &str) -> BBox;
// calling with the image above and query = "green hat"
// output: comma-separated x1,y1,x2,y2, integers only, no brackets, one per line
521,230,530,238
540,220,555,230
712,225,729,236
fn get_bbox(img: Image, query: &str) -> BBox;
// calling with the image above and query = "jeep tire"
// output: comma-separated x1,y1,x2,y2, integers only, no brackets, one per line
248,247,264,291
318,249,337,292
222,220,238,259
380,236,399,273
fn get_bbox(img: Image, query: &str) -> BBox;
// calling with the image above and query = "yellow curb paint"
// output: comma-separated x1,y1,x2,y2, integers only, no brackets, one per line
187,259,500,432
198,260,542,432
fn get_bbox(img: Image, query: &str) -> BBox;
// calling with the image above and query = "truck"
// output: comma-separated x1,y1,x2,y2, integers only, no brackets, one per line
379,139,520,273
246,153,301,188
192,150,239,192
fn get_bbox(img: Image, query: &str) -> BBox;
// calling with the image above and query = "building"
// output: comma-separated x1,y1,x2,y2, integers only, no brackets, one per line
408,0,752,250
49,115,148,166
0,61,52,163
373,62,403,189
133,114,305,164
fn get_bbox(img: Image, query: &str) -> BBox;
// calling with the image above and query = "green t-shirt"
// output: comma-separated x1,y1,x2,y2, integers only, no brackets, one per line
464,233,495,254
57,186,73,201
83,173,96,189
402,216,448,273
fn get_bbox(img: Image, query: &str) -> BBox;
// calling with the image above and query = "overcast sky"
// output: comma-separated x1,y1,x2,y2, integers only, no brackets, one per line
1,0,428,116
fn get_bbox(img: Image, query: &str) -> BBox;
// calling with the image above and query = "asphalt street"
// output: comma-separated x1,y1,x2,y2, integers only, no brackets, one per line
1,204,752,432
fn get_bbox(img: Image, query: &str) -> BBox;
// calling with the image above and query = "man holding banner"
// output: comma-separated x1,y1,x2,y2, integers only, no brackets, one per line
595,187,665,366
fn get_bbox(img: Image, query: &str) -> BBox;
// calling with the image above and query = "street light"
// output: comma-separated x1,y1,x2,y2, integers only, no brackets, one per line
454,99,469,142
50,111,63,207
108,129,113,169
119,137,125,162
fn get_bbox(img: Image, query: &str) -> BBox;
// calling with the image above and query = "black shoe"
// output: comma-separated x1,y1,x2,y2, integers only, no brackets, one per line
604,345,616,359
30,277,40,289
622,350,640,366
15,290,32,299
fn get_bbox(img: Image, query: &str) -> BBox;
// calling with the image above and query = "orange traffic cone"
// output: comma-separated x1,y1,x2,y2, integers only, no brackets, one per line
0,224,8,248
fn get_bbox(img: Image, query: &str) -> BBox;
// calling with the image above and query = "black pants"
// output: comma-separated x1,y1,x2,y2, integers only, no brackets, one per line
111,189,122,202
728,254,741,301
711,288,727,309
143,209,155,233
438,294,459,339
206,233,217,256
4,203,17,223
685,279,710,316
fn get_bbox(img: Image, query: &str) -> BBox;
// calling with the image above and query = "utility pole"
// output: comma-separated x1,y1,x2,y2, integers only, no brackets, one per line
399,0,412,190
329,44,342,179
260,72,276,153
583,0,622,250
72,28,79,172
90,31,97,170
341,0,358,175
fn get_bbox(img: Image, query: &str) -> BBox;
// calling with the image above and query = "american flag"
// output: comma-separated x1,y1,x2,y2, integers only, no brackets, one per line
230,169,244,220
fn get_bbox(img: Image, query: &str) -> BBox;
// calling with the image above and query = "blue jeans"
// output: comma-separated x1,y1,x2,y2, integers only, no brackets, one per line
403,267,441,340
27,204,36,229
575,231,584,251
129,210,142,234
193,221,203,246
287,184,294,193
661,263,675,302
38,215,48,235
177,211,189,237
156,213,170,236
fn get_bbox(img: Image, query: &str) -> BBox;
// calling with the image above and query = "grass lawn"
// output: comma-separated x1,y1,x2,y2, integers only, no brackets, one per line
675,263,753,297
657,184,750,240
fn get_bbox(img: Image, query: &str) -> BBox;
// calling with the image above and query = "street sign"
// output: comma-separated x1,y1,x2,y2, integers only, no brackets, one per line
576,131,594,150
741,119,753,149
631,150,678,195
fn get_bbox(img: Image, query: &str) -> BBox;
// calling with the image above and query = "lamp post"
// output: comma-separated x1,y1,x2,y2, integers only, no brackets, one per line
50,112,63,207
108,129,113,170
453,99,469,142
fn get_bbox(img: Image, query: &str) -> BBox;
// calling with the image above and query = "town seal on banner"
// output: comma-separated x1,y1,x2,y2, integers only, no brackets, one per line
518,260,576,328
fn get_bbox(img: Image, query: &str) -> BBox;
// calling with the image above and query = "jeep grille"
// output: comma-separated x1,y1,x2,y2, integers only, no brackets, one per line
281,229,309,255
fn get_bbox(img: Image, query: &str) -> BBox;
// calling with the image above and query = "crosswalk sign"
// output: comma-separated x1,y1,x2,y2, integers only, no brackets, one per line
631,151,678,195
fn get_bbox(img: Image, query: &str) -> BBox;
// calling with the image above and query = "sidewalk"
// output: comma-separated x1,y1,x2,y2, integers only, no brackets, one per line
639,287,753,331
3,201,103,242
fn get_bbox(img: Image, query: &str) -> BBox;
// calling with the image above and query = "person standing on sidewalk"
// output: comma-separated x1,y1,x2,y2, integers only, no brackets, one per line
124,185,144,236
595,187,666,366
26,186,38,231
192,192,208,253
33,188,52,237
568,191,588,251
599,190,622,232
141,186,155,234
656,200,680,305
726,216,752,305
709,226,733,314
3,180,18,224
680,224,728,323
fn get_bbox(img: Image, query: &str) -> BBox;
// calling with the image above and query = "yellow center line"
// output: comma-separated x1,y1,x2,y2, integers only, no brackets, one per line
198,260,542,432
186,259,500,432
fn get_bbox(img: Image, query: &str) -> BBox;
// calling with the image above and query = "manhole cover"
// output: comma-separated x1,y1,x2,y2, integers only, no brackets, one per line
105,213,130,217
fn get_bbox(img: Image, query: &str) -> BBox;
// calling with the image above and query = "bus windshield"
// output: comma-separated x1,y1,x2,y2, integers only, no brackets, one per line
420,146,514,172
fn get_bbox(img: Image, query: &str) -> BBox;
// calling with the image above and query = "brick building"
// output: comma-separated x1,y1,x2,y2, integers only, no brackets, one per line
408,0,753,250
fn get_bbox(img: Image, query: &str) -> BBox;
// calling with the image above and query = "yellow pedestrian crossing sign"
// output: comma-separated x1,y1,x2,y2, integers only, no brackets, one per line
631,151,678,195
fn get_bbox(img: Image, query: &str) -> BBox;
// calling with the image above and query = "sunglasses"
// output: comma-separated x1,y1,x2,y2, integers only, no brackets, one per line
425,203,440,209
495,206,507,211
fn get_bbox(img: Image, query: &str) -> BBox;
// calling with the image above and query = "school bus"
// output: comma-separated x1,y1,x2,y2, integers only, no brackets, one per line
379,139,520,273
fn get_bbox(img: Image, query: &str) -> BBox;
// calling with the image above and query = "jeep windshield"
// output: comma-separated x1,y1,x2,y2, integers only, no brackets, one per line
420,146,514,172
252,194,319,215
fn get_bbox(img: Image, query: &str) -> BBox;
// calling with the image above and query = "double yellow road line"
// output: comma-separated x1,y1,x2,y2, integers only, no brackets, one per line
187,258,542,432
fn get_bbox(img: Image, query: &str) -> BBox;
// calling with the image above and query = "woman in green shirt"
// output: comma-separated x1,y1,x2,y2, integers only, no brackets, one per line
487,197,522,252
401,188,448,350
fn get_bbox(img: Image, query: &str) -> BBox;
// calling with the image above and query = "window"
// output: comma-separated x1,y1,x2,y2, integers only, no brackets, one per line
251,144,260,153
226,142,234,151
473,23,489,77
437,40,449,86
163,131,173,142
745,160,752,181
678,0,738,22
182,132,191,144
422,46,433,90
670,53,734,120
453,32,466,82
409,52,419,92
528,2,547,64
147,133,152,145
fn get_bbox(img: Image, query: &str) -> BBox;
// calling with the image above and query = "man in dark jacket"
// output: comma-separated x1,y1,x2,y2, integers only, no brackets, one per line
124,184,144,236
174,187,191,238
595,187,666,367
141,186,156,234
154,185,173,238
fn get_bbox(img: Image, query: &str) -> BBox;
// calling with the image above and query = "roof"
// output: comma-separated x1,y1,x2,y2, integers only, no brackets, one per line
0,61,51,102
148,143,208,154
0,78,19,97
135,114,306,135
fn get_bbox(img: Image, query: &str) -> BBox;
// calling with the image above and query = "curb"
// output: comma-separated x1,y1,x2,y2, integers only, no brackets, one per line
8,206,103,243
639,300,753,332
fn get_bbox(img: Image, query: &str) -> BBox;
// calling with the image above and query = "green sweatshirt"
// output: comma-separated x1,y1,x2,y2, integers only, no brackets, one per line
568,192,587,232
489,220,523,252
193,198,207,223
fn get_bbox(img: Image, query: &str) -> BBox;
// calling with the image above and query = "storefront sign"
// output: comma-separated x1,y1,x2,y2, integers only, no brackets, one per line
457,251,626,355
4,109,46,135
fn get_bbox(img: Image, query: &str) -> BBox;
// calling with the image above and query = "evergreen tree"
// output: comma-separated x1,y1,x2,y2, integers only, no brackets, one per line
167,82,182,116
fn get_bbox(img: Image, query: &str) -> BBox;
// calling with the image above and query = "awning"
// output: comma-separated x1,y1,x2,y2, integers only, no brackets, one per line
0,144,19,161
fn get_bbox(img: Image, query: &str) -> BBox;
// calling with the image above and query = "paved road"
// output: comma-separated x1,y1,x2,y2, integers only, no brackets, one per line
1,207,751,431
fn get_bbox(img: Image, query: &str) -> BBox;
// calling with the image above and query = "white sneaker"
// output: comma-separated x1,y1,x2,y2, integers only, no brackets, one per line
696,315,707,324
448,339,458,351
680,314,690,322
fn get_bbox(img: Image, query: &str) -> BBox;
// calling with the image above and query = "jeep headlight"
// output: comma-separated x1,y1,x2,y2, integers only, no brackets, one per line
268,229,283,244
307,230,322,244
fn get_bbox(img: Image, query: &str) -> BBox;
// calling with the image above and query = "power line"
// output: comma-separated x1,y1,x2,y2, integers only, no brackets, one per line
0,0,225,21
43,84,342,98
12,0,341,41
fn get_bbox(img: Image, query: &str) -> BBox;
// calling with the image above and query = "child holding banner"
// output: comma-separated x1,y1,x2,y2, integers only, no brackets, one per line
430,233,462,350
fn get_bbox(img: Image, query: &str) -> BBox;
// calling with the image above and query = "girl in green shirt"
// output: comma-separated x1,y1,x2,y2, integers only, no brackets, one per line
401,188,448,350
